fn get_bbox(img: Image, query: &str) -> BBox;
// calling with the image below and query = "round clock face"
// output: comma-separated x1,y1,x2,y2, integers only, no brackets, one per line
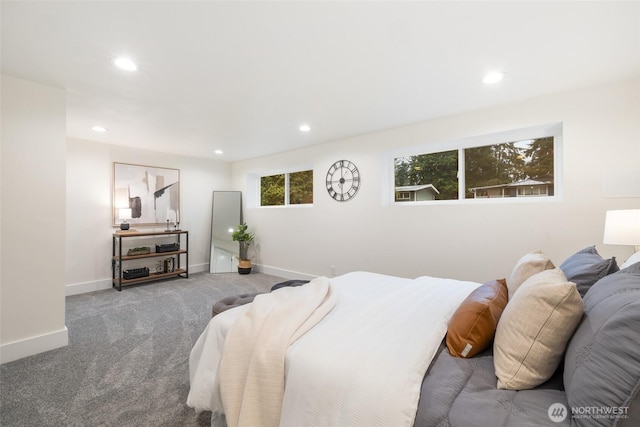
326,160,360,202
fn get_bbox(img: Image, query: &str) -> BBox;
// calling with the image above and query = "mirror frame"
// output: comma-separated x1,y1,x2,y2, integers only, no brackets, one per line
209,191,242,273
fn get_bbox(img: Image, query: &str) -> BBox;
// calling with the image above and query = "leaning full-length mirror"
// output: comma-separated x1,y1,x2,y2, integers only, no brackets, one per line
209,191,242,273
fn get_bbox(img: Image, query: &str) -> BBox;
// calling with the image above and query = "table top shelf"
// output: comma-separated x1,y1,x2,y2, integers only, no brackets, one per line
113,230,188,237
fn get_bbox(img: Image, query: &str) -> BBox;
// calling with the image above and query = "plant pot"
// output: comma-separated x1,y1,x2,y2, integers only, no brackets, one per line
238,259,252,275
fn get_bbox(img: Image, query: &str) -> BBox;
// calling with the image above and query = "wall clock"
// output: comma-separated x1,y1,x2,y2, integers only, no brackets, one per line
326,160,360,202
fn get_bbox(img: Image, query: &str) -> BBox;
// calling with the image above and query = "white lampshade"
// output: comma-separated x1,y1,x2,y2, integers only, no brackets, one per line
119,208,132,220
603,209,640,246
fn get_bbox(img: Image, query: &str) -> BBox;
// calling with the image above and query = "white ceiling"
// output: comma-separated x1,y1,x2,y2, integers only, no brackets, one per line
2,1,639,162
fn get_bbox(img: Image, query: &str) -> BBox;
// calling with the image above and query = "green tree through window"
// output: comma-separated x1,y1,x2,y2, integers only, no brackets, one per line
289,170,313,204
260,170,313,206
261,174,285,206
523,137,554,180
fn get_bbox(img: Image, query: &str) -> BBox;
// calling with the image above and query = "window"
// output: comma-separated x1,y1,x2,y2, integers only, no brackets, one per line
395,150,459,200
289,170,313,204
260,169,313,206
465,137,554,199
261,174,285,206
393,124,560,203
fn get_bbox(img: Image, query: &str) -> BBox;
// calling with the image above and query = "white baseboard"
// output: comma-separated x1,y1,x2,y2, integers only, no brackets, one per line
253,264,318,281
66,278,112,296
189,263,209,274
65,263,211,296
0,327,69,365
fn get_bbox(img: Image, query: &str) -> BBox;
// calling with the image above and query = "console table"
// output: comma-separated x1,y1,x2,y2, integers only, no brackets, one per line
112,230,189,291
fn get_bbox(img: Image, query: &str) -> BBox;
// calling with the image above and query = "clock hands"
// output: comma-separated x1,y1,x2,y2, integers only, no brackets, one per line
331,176,353,190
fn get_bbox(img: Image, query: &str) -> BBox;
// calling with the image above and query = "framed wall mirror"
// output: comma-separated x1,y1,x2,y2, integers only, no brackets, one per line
209,191,242,273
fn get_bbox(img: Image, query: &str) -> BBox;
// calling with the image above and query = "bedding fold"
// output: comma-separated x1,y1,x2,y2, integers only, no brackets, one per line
219,277,336,427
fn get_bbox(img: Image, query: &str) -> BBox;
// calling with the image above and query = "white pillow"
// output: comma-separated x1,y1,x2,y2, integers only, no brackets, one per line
507,250,554,299
494,268,583,390
621,251,640,270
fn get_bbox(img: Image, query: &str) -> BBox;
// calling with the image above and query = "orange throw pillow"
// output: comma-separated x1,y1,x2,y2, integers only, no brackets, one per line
446,279,508,358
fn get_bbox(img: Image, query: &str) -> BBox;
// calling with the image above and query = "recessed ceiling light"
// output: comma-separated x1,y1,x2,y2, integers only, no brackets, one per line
483,71,504,84
114,57,137,71
299,124,311,132
91,126,107,132
214,149,223,155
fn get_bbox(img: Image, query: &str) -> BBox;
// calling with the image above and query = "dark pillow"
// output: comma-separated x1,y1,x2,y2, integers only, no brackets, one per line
211,292,261,317
559,246,619,297
446,279,508,358
270,279,310,291
564,262,640,425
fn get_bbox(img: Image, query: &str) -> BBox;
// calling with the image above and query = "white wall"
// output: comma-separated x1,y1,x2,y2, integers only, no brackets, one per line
233,76,640,282
65,138,232,294
3,74,637,364
1,75,68,363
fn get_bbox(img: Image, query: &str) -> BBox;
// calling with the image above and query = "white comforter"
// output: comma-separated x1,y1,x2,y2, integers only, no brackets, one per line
188,271,480,427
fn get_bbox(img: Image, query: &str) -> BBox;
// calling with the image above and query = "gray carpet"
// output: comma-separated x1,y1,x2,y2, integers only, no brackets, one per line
0,272,285,427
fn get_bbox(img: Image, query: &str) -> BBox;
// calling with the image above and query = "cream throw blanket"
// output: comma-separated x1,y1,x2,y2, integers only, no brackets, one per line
218,277,336,427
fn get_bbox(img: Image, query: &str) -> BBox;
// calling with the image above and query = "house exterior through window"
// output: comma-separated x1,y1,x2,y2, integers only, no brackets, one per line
394,184,440,201
393,127,559,203
469,178,554,198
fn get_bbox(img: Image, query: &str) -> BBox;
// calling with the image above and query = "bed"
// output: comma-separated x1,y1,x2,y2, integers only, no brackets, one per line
187,247,640,427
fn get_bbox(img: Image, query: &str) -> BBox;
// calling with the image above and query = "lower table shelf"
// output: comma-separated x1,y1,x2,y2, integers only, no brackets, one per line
112,268,188,288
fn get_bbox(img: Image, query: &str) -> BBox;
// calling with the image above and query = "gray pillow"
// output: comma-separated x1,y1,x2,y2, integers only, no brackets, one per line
563,262,640,426
559,246,619,297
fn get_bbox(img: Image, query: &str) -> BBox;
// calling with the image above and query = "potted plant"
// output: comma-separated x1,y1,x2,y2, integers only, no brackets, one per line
232,223,255,274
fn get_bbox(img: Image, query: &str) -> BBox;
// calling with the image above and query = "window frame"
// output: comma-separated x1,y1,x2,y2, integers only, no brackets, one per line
384,122,563,206
251,166,314,208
